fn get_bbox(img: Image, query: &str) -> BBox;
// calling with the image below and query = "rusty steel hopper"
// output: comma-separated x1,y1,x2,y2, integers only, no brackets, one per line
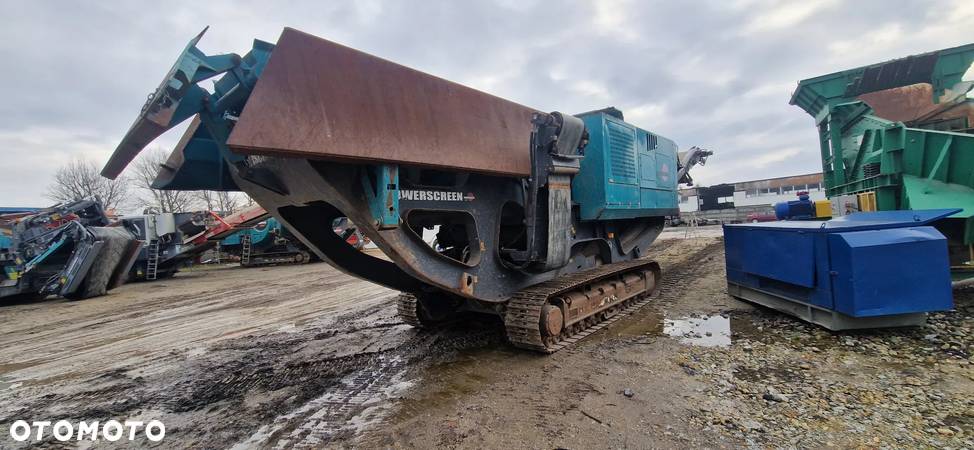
227,29,536,177
105,28,537,183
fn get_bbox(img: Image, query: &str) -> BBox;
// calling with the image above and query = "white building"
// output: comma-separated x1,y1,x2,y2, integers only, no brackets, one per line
679,173,826,213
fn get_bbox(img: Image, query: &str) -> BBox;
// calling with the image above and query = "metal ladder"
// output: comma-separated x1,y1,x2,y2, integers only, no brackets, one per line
146,240,160,280
683,214,700,239
241,234,252,266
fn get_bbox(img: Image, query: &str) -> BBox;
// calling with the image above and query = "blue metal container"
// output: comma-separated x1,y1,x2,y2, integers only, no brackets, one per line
723,209,955,329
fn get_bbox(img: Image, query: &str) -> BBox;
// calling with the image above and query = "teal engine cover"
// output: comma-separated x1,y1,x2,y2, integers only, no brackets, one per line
572,111,680,220
221,218,281,247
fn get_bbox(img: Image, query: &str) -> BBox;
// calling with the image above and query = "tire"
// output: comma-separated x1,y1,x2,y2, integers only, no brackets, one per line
64,227,133,300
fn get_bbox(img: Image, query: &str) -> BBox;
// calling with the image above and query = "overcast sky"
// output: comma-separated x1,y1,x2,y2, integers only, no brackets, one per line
1,0,971,206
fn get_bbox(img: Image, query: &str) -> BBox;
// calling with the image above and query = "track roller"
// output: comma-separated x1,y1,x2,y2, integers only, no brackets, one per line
504,259,660,353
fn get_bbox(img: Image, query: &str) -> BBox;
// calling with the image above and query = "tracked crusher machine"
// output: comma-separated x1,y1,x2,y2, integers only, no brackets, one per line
217,217,319,266
1,201,139,300
103,28,708,352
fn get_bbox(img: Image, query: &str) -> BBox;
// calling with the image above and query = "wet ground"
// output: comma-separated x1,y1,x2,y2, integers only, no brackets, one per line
0,234,971,448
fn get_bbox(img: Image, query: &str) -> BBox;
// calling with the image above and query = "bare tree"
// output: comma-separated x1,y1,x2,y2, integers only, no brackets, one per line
47,157,129,211
132,148,200,213
242,193,256,209
196,190,245,215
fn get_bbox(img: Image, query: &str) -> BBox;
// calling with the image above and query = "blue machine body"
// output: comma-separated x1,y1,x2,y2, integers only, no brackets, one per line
0,207,42,214
774,192,815,220
144,34,276,192
221,217,280,247
572,112,680,221
724,209,954,322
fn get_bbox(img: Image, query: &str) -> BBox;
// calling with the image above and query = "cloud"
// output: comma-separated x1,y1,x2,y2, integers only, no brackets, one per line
0,126,122,206
592,0,640,42
570,80,612,100
752,147,803,168
0,0,969,207
828,22,904,65
741,0,840,34
625,103,669,130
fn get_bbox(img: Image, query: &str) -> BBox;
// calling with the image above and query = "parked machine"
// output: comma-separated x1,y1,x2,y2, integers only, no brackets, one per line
774,191,831,221
790,43,974,266
722,45,972,328
211,206,365,267
101,28,707,352
120,210,223,280
218,217,315,266
724,210,955,329
0,200,140,300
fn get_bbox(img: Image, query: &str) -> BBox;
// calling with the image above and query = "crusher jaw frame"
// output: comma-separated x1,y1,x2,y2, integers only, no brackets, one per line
103,28,708,352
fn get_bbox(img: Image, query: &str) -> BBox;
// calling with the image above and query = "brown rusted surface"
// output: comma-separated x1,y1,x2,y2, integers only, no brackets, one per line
540,304,564,336
860,84,942,122
459,272,478,296
228,28,537,177
859,83,974,127
556,271,648,327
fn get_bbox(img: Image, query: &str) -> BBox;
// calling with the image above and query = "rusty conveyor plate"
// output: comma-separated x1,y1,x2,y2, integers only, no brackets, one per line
227,28,536,177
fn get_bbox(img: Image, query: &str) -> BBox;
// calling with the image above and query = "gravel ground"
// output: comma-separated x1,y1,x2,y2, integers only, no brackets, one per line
681,291,974,448
0,234,971,448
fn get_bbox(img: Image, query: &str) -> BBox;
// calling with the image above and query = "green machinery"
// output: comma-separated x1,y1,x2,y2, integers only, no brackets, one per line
791,43,974,265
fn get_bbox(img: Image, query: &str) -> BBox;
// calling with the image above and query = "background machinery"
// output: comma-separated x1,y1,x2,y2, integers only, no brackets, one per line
0,200,139,301
722,45,973,328
209,206,364,267
217,217,316,266
774,191,831,221
121,210,224,280
724,209,955,329
101,28,707,352
790,43,974,268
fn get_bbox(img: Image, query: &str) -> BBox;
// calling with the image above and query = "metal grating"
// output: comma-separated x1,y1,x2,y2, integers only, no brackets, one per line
646,133,658,150
607,121,637,181
863,162,880,178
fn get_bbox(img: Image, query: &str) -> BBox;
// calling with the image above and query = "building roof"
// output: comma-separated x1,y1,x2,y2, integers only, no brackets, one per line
680,172,824,194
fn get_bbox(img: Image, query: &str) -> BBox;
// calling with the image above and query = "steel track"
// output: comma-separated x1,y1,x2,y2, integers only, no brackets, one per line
504,258,661,353
396,293,424,328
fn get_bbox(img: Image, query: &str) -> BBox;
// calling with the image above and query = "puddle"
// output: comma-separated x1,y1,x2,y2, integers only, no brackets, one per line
594,309,755,348
599,310,665,340
664,316,732,347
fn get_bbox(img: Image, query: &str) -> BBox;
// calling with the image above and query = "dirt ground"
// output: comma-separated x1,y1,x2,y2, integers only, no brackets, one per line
0,229,971,449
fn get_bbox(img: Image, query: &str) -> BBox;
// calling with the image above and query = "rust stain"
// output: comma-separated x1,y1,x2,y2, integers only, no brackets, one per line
228,28,537,177
459,272,477,296
859,83,974,126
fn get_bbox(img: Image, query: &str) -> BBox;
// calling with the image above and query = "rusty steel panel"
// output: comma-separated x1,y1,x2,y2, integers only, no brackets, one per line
227,28,537,177
859,83,974,126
